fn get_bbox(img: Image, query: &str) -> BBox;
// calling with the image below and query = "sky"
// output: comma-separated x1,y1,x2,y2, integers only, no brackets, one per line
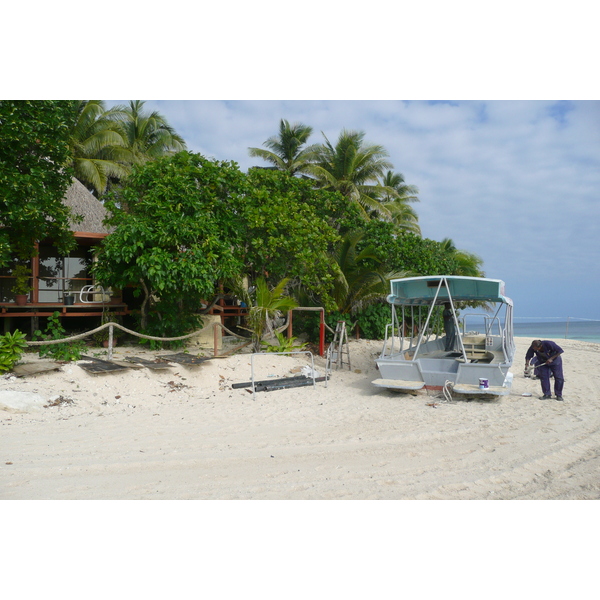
105,99,600,321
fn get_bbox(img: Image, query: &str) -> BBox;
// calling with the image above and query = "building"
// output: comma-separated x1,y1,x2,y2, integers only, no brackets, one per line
0,179,127,334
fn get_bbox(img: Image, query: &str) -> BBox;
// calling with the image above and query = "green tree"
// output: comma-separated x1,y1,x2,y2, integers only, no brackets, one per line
248,119,314,175
68,100,131,196
241,168,347,307
440,238,485,277
0,100,79,266
93,152,246,332
377,170,421,234
109,100,186,164
304,129,394,219
246,277,298,352
329,231,406,314
358,221,458,276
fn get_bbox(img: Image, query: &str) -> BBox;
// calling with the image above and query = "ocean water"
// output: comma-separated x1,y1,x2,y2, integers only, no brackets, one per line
513,319,600,344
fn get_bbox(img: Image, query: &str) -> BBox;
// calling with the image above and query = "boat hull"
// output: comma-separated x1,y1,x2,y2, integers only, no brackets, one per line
375,354,512,395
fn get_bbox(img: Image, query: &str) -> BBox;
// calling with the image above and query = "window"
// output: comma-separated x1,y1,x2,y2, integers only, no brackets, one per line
38,244,94,302
0,258,26,303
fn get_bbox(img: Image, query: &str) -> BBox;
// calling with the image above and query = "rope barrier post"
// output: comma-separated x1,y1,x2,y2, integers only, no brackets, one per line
107,324,114,360
213,322,219,357
287,310,293,339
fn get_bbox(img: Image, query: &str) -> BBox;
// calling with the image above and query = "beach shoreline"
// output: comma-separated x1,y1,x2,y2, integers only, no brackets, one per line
2,336,599,500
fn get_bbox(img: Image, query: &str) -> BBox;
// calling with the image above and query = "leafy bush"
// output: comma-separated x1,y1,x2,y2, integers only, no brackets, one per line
93,313,122,346
0,330,28,373
135,299,203,350
354,303,391,340
261,331,307,353
34,312,86,361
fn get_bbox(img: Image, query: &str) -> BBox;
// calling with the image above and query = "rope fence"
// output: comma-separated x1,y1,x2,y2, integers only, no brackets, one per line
25,315,295,361
23,308,356,362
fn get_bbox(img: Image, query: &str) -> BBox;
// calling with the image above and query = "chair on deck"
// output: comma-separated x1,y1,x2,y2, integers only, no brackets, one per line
79,285,111,303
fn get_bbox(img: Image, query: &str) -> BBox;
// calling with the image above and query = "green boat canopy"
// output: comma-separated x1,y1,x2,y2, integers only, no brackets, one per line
386,276,513,307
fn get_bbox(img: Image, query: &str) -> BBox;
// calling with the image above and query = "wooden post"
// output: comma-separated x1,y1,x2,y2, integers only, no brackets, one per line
107,324,114,360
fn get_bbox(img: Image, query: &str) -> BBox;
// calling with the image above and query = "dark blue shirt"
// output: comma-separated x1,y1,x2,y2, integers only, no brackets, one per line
525,340,564,363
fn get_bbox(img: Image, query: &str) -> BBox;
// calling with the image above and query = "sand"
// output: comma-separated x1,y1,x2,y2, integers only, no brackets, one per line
1,336,599,500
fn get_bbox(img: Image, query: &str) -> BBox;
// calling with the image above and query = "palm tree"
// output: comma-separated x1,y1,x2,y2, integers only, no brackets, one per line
248,119,314,175
377,170,421,234
304,130,394,219
247,277,299,352
68,100,131,196
108,100,186,163
330,231,407,314
441,238,485,277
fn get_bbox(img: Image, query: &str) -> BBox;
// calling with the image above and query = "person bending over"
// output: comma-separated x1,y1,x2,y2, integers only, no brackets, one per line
525,339,565,401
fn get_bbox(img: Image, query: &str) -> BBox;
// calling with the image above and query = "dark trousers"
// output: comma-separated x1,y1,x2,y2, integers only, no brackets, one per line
538,358,564,396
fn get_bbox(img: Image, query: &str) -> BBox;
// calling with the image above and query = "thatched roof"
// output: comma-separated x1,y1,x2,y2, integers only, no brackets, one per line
63,178,113,234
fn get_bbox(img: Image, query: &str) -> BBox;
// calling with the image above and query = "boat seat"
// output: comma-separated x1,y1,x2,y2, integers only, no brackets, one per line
461,335,488,360
372,378,425,391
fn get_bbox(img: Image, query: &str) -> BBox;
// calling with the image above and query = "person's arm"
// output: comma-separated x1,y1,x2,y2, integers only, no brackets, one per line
546,342,564,363
546,350,563,363
525,346,534,364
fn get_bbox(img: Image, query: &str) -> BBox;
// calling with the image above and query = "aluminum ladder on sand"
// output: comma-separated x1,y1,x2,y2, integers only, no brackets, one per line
326,320,351,372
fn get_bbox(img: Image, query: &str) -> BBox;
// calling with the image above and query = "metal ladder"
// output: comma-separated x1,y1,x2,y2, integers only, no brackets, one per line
326,320,351,372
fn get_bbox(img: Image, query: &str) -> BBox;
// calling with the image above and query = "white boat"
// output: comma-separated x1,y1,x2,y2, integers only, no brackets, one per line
373,276,515,396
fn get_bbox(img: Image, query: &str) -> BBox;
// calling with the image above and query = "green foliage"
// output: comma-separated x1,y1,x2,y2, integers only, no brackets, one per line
247,277,298,352
439,238,485,277
93,152,246,332
109,100,187,163
34,312,85,361
0,330,28,373
0,100,79,266
261,331,307,353
303,129,394,219
354,303,391,340
328,230,405,314
136,298,203,350
248,119,314,174
289,304,390,342
93,312,122,346
358,221,458,276
242,169,345,307
93,155,358,335
67,100,187,197
10,264,33,295
375,170,421,235
68,100,131,196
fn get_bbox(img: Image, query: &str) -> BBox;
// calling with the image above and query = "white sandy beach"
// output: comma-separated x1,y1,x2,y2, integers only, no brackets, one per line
1,336,599,500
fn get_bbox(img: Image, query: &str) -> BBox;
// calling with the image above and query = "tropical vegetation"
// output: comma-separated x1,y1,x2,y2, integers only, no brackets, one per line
0,100,79,268
0,330,28,373
245,277,298,352
1,102,488,347
67,100,187,197
68,100,131,197
248,119,313,175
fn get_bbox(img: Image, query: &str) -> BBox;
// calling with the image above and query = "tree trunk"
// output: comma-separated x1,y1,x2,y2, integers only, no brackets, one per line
139,278,150,330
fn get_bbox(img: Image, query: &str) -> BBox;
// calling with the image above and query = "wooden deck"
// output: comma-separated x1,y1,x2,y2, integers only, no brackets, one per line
1,302,128,318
